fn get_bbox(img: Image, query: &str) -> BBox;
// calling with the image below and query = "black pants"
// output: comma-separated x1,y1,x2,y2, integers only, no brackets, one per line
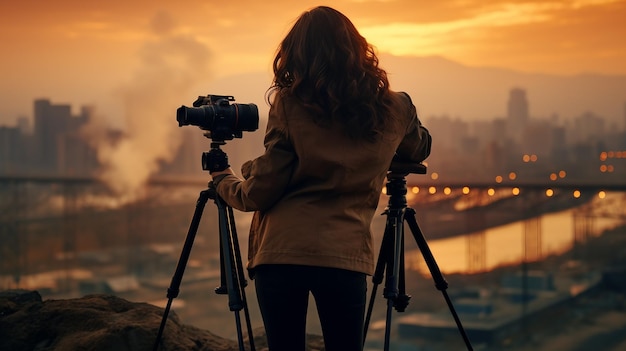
253,264,367,351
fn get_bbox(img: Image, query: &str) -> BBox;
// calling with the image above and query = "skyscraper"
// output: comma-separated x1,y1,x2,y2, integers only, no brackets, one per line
34,99,72,172
33,99,94,174
507,88,529,142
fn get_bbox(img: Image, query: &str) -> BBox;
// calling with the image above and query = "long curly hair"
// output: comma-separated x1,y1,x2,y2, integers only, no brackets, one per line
268,6,393,141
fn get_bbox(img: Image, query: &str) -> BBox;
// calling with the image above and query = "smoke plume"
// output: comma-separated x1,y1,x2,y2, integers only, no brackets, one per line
81,11,211,202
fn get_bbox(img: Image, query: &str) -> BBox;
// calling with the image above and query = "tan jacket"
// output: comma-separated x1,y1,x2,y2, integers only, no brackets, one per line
215,91,431,275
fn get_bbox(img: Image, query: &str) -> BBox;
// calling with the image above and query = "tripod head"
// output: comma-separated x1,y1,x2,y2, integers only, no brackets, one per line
201,139,230,173
386,159,426,204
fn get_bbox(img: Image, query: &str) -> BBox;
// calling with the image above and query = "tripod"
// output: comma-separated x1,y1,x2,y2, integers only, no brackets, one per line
153,144,255,351
363,162,473,351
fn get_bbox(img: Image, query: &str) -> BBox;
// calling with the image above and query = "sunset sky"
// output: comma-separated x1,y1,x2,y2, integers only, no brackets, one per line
1,0,625,125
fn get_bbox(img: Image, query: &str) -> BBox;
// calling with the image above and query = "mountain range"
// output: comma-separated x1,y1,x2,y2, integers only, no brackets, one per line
202,54,626,127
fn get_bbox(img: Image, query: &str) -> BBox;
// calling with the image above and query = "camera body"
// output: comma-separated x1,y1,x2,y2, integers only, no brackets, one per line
176,94,259,172
176,95,259,141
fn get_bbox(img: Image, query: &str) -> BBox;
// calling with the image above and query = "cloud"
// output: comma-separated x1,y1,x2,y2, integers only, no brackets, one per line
360,2,558,55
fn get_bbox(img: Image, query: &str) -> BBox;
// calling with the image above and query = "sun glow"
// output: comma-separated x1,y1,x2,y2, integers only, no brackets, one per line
360,2,554,57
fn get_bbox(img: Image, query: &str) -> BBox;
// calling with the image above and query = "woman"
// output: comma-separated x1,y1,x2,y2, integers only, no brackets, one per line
210,6,431,351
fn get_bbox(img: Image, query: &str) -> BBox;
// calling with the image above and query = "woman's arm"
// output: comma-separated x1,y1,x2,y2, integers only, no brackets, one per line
211,97,297,212
396,93,432,163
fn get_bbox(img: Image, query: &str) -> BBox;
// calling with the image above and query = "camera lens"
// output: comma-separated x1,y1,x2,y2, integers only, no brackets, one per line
176,95,259,140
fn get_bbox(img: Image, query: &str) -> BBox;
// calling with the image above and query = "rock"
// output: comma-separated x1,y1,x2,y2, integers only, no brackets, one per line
0,290,326,351
0,290,238,351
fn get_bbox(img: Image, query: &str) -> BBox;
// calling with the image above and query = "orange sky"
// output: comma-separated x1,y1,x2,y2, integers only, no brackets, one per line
1,0,626,124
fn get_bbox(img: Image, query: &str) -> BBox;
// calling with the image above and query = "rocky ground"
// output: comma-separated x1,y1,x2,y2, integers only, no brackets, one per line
0,290,325,351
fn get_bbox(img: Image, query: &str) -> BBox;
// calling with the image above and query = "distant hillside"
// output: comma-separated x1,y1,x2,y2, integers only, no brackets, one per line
382,54,626,124
202,55,626,126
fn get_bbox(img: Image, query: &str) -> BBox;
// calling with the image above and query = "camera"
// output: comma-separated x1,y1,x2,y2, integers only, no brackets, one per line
176,95,259,141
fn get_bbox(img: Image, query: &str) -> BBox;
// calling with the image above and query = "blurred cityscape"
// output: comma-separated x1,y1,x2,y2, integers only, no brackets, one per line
0,87,625,182
422,87,625,184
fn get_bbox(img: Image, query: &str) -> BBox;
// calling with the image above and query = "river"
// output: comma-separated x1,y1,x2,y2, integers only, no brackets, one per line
394,191,626,275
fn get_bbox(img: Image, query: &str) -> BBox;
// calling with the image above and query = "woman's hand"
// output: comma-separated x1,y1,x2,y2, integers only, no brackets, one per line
210,167,235,179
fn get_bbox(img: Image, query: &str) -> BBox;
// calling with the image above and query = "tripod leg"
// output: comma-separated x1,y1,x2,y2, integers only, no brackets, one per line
404,208,474,351
217,198,243,311
215,235,228,295
383,209,404,302
394,239,411,312
215,197,247,351
364,208,410,351
383,208,405,351
363,211,394,343
209,192,256,351
227,206,256,351
154,189,211,351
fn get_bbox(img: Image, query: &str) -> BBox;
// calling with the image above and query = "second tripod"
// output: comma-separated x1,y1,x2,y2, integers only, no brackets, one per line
363,162,473,351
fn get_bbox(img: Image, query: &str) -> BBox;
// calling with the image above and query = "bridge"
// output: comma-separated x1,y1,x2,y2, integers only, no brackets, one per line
394,179,626,274
0,175,625,290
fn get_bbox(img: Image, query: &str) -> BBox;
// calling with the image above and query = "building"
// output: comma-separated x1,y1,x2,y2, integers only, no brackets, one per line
506,88,529,144
32,99,96,174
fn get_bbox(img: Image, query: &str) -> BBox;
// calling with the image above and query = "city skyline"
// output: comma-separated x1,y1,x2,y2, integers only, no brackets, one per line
2,87,623,194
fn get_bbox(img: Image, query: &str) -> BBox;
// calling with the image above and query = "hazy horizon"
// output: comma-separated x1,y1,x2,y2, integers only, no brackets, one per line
2,1,626,126
3,54,625,128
